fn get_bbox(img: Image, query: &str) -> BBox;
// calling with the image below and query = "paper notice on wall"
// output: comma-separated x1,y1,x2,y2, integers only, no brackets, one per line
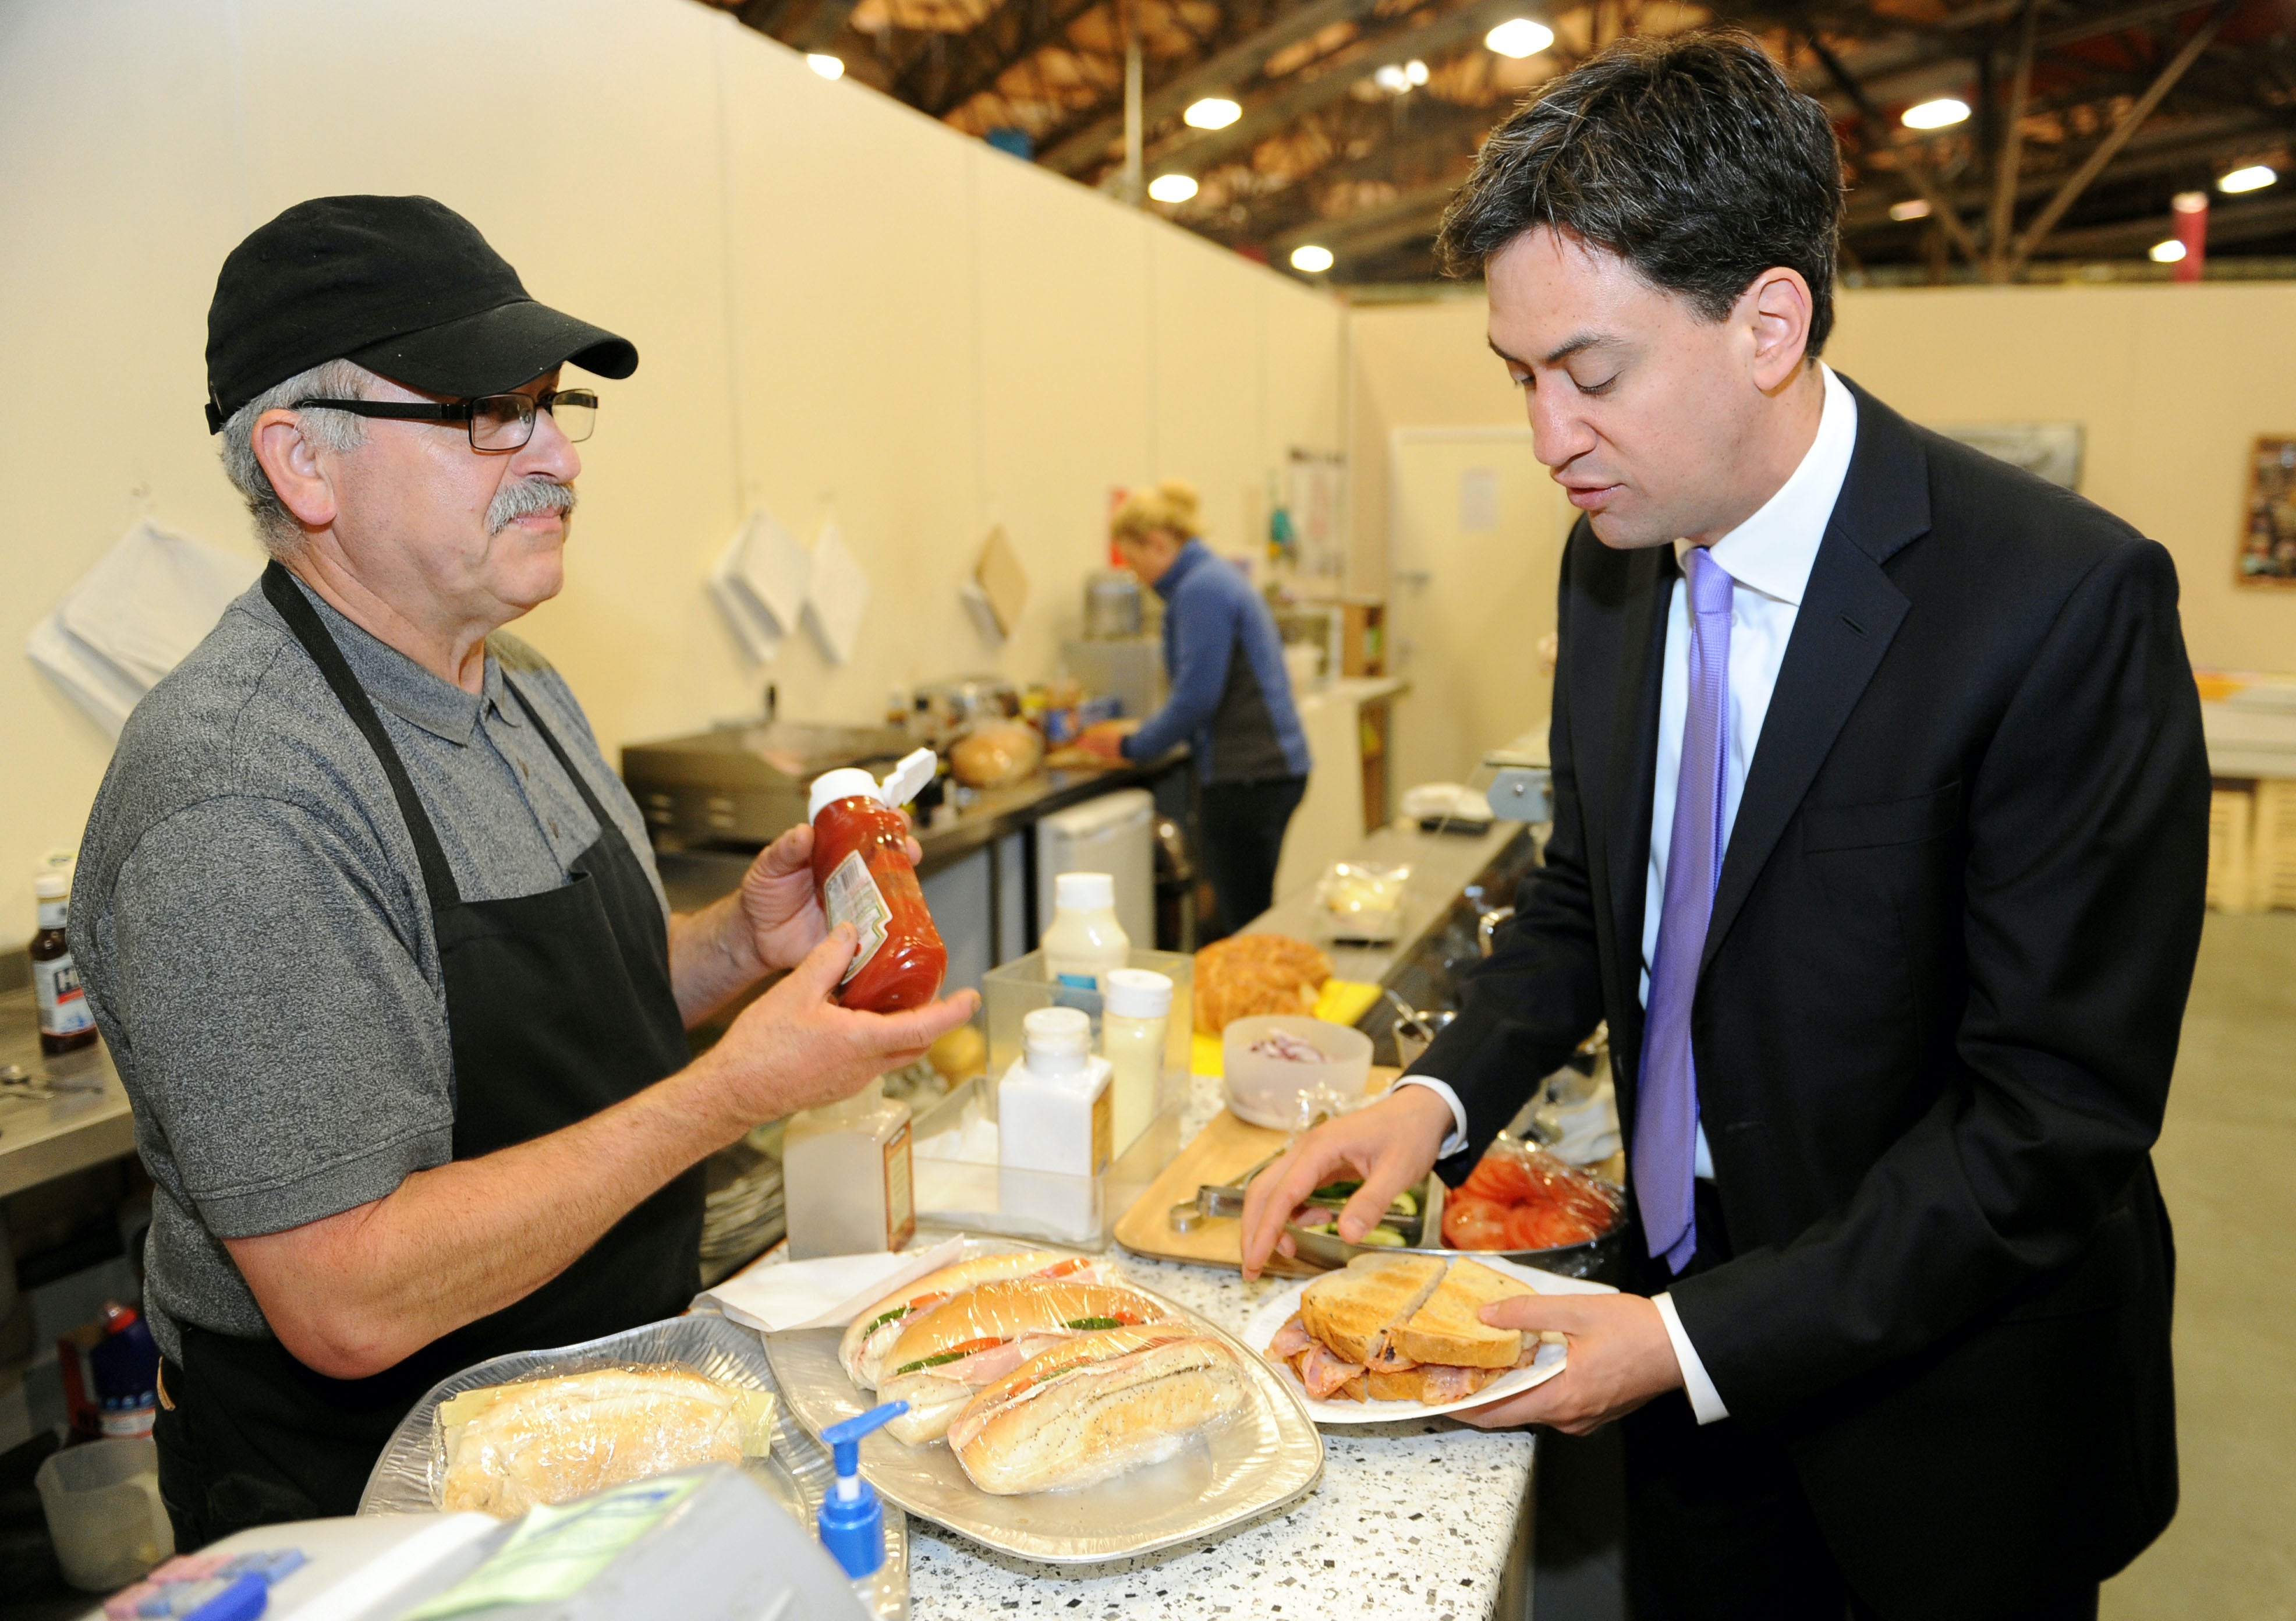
29,520,262,737
708,508,817,664
803,521,869,665
1459,467,1501,532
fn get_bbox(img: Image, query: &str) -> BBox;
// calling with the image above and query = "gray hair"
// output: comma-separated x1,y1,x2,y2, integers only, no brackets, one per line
217,358,378,557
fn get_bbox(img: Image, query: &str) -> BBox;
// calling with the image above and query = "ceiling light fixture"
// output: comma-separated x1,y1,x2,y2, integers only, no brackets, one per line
2219,164,2275,194
1291,245,1335,273
806,53,845,80
1374,64,1411,93
1901,97,1970,130
1148,174,1199,204
1184,97,1242,130
1406,59,1429,85
1889,198,1932,221
1484,18,1554,58
2149,238,2187,264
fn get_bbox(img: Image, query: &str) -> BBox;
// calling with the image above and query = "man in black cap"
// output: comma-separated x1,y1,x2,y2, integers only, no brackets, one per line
72,196,977,1545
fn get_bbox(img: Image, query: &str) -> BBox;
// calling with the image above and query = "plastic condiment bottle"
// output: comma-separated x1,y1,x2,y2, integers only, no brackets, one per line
1101,968,1172,1157
997,1007,1112,1243
783,1078,916,1260
30,872,97,1056
809,749,947,1015
819,1400,911,1620
1040,872,1128,993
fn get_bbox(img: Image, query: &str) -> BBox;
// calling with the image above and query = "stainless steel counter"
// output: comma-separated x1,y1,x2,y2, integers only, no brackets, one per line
0,989,135,1198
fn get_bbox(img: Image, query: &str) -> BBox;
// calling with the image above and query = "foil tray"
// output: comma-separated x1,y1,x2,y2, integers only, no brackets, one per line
764,1242,1324,1565
357,1312,906,1579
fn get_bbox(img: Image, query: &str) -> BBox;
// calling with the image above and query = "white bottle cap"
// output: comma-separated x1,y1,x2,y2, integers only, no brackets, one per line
34,872,69,901
1104,968,1172,1018
1022,1006,1092,1073
809,767,881,822
1054,871,1115,911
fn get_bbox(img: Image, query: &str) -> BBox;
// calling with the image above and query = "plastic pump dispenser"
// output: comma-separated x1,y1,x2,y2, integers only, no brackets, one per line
819,1399,910,1618
809,748,937,822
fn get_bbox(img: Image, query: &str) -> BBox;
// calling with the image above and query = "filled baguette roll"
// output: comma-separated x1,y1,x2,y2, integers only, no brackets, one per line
874,1279,1173,1444
948,1326,1251,1495
838,1251,1113,1389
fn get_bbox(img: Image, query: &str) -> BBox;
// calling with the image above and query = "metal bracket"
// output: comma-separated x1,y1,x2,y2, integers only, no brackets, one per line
1487,766,1552,824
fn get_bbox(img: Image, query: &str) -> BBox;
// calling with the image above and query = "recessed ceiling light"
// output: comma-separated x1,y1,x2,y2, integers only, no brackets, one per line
2219,164,2276,194
1406,59,1429,85
1291,245,1335,273
1148,174,1199,204
1374,64,1410,93
806,53,845,80
1901,97,1970,131
1184,97,1242,130
2149,238,2187,264
1889,198,1932,221
1484,18,1554,58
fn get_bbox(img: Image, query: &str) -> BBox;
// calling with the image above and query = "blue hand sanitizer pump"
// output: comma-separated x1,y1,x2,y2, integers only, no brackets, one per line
819,1400,909,1619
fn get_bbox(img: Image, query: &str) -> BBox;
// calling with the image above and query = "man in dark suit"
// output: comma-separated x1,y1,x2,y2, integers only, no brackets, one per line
1240,33,2208,1620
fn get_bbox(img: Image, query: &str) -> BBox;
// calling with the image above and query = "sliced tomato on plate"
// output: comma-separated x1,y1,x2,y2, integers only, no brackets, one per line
1441,1195,1514,1250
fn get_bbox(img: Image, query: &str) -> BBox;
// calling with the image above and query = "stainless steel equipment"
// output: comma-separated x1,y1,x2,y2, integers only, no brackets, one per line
1083,568,1145,638
908,675,1021,749
1060,637,1163,721
620,719,914,848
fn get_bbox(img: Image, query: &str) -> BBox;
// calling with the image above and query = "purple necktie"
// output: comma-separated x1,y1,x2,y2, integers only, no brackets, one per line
1635,545,1733,1274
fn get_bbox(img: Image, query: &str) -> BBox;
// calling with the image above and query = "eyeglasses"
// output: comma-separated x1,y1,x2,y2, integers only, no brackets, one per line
292,388,598,451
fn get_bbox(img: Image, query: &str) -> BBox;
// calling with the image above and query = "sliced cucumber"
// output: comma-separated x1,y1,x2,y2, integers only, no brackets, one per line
1359,1226,1407,1247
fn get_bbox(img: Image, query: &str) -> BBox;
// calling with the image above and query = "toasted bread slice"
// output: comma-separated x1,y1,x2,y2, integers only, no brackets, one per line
1393,1259,1533,1370
1299,1252,1447,1365
1365,1367,1425,1402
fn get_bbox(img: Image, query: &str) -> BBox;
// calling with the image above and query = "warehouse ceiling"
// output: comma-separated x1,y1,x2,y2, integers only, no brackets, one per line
702,0,2296,284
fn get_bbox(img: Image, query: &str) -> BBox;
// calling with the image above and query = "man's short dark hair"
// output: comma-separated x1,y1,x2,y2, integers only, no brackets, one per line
1437,31,1845,355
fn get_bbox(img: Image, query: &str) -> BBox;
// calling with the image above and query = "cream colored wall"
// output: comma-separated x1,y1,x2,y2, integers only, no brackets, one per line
0,0,1343,951
1345,284,2296,677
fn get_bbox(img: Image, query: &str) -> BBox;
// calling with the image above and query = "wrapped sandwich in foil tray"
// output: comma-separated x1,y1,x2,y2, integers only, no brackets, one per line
359,1312,905,1578
765,1241,1323,1565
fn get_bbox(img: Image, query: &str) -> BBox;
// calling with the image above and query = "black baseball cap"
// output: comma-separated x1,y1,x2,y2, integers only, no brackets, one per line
204,194,638,433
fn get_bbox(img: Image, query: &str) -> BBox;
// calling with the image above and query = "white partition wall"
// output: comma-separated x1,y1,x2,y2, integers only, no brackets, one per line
0,0,1345,948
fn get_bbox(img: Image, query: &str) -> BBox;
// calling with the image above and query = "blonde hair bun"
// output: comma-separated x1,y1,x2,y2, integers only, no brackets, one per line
1112,477,1202,542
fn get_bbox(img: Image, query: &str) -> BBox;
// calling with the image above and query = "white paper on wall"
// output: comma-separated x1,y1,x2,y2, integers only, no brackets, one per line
802,521,870,666
28,520,263,737
707,508,818,664
708,525,782,662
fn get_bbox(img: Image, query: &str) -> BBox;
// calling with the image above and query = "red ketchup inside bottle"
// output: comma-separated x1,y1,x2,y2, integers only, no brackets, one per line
808,755,947,1014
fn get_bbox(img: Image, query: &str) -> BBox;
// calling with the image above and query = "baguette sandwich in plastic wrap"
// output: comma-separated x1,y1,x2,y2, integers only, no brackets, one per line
838,1250,1118,1390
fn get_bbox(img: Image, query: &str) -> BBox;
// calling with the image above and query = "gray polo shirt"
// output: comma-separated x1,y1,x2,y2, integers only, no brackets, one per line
72,575,669,1362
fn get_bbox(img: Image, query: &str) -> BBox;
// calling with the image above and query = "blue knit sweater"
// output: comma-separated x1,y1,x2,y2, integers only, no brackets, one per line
1121,539,1311,783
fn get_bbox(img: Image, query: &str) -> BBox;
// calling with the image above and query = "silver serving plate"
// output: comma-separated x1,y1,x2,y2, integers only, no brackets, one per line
764,1241,1323,1566
359,1312,905,1580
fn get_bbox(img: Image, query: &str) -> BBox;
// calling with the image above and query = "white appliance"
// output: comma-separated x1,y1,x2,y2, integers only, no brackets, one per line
1035,789,1154,947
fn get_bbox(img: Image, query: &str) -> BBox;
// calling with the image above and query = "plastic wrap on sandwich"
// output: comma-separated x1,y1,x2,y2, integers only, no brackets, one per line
437,1364,777,1517
838,1250,1118,1390
948,1326,1252,1495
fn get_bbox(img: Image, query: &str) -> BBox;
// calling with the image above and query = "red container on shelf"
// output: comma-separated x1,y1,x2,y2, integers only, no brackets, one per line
808,749,947,1014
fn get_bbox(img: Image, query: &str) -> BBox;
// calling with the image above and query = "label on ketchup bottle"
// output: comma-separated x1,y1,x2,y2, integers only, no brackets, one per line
823,851,893,984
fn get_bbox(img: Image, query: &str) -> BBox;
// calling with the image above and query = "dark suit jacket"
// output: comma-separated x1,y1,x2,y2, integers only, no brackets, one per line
1414,378,2209,1611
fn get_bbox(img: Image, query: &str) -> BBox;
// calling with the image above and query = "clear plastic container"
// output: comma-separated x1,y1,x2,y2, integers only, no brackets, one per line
784,1079,916,1259
36,1435,172,1591
1040,872,1129,994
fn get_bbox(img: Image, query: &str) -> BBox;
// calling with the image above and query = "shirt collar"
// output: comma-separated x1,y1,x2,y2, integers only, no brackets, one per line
1674,363,1858,607
1153,536,1210,600
289,575,496,746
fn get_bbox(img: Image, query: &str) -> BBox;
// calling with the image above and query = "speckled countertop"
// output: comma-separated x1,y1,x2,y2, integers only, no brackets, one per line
905,1072,1537,1621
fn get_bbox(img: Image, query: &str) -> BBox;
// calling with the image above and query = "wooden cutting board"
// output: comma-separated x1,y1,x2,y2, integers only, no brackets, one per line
1114,1066,1398,1273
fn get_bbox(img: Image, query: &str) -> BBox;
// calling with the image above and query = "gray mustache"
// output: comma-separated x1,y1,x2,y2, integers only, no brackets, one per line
488,477,578,536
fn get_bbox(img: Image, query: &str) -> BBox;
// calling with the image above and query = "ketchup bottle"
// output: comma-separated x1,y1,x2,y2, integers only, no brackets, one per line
809,749,947,1015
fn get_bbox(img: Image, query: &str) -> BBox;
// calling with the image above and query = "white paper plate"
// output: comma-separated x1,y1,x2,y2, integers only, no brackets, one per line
1240,1254,1615,1426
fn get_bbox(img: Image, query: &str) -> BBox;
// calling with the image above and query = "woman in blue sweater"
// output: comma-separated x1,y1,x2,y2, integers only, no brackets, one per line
1079,480,1312,941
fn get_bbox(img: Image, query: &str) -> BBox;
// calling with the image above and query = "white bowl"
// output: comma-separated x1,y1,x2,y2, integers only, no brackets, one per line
1223,1014,1374,1130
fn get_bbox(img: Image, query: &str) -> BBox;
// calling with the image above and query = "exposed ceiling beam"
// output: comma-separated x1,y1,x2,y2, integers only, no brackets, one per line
1227,96,1505,242
1157,0,1542,176
1269,174,1464,253
1805,31,1986,267
1041,0,1390,173
2006,0,2240,271
2035,189,2296,255
914,0,1106,115
1985,0,2039,279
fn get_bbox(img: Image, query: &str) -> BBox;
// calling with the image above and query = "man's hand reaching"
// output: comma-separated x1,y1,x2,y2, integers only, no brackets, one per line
1238,1085,1455,1278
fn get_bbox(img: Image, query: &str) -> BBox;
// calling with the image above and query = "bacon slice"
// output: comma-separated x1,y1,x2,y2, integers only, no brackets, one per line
1363,1332,1418,1374
1298,1341,1367,1400
1265,1315,1314,1360
1418,1364,1486,1404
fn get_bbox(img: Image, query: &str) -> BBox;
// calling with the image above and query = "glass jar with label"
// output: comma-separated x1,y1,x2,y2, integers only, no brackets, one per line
31,872,97,1056
784,1078,916,1260
808,751,947,1015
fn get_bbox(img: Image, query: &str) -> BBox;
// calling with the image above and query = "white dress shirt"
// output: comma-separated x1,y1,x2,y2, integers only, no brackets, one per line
1399,365,1859,1425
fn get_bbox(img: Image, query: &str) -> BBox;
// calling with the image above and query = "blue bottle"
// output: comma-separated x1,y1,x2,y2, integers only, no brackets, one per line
818,1401,909,1620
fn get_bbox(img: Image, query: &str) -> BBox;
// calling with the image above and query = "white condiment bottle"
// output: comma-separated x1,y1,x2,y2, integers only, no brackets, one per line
996,1007,1113,1242
1040,872,1129,993
1101,968,1172,1157
783,1077,916,1259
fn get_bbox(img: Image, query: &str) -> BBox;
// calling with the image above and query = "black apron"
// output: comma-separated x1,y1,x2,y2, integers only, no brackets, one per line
153,564,703,1548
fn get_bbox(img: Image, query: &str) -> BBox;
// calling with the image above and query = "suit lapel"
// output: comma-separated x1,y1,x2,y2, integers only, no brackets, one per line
1699,378,1931,972
1603,544,1674,1059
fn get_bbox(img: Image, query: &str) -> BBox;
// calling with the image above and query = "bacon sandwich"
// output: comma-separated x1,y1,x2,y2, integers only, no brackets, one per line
1270,1254,1546,1404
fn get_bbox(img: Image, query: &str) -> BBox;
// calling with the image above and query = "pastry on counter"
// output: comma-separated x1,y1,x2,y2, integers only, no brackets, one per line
1192,933,1331,1034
